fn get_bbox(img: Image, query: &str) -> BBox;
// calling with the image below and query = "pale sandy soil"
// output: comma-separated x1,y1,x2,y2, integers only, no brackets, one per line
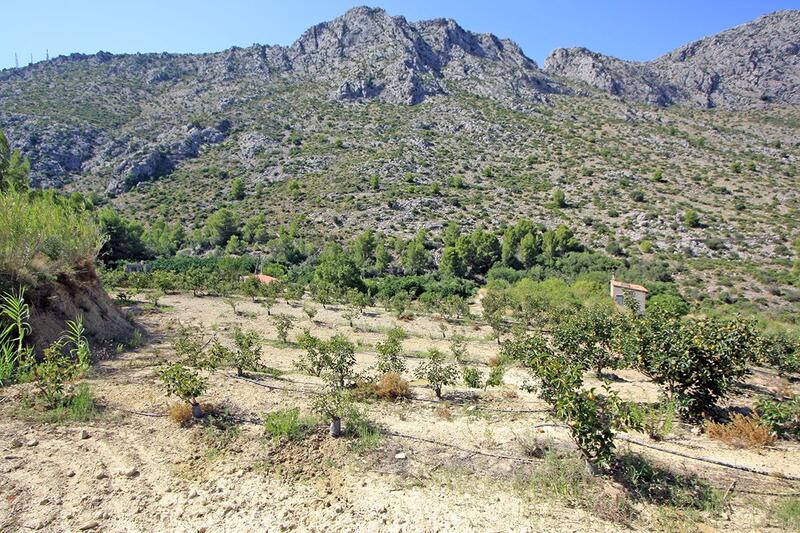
1,292,799,532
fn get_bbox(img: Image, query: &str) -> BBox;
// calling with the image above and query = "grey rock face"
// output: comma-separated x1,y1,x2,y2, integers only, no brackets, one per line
285,6,558,105
544,10,800,108
106,124,229,194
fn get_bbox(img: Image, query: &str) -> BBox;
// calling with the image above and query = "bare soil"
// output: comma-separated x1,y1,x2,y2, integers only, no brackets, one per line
1,292,798,532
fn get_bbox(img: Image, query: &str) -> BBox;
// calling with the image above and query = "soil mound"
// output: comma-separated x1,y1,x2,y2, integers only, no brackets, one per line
26,263,136,349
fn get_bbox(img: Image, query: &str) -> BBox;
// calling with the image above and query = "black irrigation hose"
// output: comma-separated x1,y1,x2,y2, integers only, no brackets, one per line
615,435,800,482
107,372,800,488
383,430,542,465
108,406,166,418
233,373,550,414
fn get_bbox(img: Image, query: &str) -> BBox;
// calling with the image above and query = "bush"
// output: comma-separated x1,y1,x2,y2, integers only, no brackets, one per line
628,314,758,419
759,332,800,376
414,348,459,399
35,342,81,407
756,397,800,438
705,414,776,448
374,372,412,400
0,189,102,281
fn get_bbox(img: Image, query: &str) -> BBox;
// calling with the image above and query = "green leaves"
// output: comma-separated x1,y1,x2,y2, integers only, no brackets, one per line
628,313,758,419
554,304,625,376
158,362,208,405
414,348,459,399
503,332,622,472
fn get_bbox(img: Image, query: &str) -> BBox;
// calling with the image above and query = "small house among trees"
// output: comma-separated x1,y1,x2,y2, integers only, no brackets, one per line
610,277,648,314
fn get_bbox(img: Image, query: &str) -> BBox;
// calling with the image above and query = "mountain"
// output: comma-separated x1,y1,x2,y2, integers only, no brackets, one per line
0,6,799,314
544,10,800,108
0,6,560,193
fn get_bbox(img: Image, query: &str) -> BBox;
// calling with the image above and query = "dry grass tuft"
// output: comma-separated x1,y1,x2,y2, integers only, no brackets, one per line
374,372,412,400
706,413,776,448
435,406,452,421
168,402,193,425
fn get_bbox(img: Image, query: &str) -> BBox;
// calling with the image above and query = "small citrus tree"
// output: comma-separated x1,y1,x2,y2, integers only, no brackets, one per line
627,312,757,419
272,313,295,344
414,348,459,399
503,333,634,475
375,327,407,375
554,304,624,376
158,362,208,418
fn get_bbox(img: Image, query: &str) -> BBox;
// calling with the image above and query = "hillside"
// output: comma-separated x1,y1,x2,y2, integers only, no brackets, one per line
0,6,799,314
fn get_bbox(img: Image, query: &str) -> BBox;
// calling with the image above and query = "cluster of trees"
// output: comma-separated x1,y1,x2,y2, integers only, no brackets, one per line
503,301,764,473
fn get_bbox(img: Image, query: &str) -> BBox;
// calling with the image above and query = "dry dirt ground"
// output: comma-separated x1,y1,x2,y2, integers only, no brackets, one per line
1,292,799,532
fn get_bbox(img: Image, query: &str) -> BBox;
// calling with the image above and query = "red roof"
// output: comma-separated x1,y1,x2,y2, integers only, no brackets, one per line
243,274,279,284
611,279,648,293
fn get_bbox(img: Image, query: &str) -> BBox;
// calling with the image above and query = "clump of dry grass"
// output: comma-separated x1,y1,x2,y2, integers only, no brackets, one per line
435,406,452,420
168,402,216,426
168,402,193,425
374,372,412,400
706,413,776,448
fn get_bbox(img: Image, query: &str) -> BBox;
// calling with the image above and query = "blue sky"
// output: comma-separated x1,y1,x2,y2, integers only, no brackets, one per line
2,1,798,70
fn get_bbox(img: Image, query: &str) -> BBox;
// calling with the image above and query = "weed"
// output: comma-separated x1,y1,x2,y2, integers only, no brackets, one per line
771,497,800,530
706,413,776,448
16,384,100,424
374,372,412,400
613,454,722,512
263,408,317,441
168,402,193,426
463,366,483,388
526,451,594,506
200,411,240,459
344,404,381,453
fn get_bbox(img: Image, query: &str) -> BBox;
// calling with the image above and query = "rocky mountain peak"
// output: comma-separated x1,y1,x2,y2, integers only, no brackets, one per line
544,9,800,108
282,5,556,105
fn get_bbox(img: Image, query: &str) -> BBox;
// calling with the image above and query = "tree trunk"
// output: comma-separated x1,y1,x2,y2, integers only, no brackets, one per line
329,417,342,437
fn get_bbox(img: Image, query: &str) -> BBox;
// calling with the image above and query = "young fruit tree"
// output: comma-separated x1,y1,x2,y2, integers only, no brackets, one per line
319,334,357,389
375,327,407,375
211,327,262,377
158,362,208,418
627,312,758,419
414,348,459,399
554,304,625,377
272,313,295,344
503,332,635,475
313,385,351,437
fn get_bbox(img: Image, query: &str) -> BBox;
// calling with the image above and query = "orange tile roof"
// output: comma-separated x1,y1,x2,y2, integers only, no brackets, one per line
611,279,648,293
242,274,279,284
